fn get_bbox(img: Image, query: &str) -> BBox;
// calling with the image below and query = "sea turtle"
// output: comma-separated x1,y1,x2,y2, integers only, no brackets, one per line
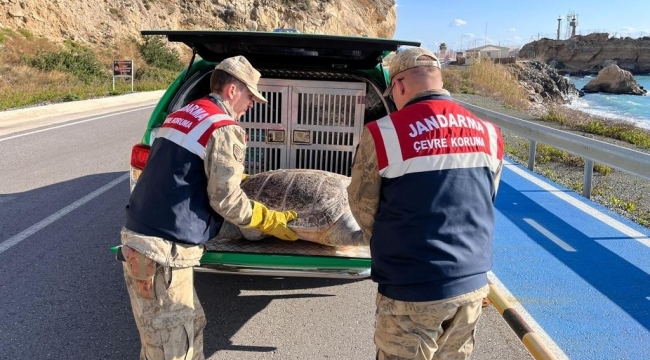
214,169,366,247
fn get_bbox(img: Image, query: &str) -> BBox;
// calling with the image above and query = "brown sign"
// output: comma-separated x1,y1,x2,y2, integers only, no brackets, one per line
113,60,133,77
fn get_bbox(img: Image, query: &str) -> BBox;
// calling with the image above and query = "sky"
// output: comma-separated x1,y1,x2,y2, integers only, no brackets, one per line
393,0,650,52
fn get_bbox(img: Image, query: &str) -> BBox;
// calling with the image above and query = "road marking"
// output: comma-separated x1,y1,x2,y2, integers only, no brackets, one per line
0,106,154,143
0,195,17,204
488,272,570,360
505,160,650,248
0,174,129,255
523,218,577,252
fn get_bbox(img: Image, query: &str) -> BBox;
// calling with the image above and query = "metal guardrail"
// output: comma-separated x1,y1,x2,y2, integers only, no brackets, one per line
458,101,650,198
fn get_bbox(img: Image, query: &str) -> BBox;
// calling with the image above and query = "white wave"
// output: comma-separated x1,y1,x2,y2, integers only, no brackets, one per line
564,102,650,130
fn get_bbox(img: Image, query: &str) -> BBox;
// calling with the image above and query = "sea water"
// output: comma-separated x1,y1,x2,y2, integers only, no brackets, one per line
565,75,650,130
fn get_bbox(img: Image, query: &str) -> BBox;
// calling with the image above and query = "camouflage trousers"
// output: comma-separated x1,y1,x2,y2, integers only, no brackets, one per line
375,285,489,360
123,247,206,360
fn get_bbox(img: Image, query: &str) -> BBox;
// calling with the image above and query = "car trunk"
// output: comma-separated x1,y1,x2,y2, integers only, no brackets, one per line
137,31,421,278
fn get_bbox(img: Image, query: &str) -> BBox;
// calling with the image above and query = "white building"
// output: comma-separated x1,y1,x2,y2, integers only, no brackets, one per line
465,45,512,64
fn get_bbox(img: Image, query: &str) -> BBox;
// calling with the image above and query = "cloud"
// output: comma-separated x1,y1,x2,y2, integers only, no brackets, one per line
621,26,634,32
450,19,467,27
464,33,475,38
508,28,516,32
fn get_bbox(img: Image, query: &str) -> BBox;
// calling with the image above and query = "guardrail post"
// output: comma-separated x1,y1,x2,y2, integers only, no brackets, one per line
487,280,558,360
583,159,594,199
528,140,536,171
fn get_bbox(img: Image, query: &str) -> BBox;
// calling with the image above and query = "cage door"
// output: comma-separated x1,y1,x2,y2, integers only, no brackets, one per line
289,84,366,176
239,84,289,174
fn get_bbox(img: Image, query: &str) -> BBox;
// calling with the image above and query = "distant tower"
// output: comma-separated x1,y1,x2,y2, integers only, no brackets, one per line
557,16,562,40
565,12,579,39
570,14,578,37
439,43,447,58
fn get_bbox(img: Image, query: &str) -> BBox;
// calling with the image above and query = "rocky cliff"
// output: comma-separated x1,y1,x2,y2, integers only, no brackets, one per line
505,60,581,105
519,33,650,75
0,0,397,46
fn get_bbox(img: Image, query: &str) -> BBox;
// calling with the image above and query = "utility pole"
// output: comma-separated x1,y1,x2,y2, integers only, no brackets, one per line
557,16,562,40
484,22,487,45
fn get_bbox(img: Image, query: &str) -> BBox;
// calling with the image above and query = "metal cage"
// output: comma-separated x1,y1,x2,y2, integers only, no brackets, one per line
240,79,366,176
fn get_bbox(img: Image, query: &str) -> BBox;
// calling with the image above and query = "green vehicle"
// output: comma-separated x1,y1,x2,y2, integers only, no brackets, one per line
126,30,420,279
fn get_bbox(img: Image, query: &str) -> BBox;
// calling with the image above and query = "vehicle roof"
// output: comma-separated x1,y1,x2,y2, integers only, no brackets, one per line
141,30,420,70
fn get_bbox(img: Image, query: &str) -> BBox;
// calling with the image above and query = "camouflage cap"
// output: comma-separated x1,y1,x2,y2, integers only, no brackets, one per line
383,47,441,96
215,55,267,104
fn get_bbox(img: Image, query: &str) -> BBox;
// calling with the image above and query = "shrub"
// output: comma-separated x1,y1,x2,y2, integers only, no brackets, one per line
134,66,178,84
62,93,82,102
139,36,184,71
541,109,567,124
25,41,105,83
441,67,471,94
593,163,612,175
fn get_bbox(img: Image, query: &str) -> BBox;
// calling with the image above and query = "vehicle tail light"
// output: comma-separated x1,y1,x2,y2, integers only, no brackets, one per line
131,144,150,170
130,144,150,192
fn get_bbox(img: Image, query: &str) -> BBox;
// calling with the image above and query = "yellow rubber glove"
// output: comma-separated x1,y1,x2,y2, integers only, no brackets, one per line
247,201,299,241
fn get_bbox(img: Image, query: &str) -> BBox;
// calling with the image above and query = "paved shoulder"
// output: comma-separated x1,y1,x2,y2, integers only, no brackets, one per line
493,160,650,359
0,90,164,137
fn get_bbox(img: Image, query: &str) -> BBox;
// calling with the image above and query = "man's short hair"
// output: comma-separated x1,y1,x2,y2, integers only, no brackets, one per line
210,69,243,94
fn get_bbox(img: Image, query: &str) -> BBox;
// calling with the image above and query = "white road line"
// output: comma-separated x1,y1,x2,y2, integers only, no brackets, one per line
505,160,650,248
0,106,154,143
488,272,570,360
0,174,129,255
523,218,577,252
0,195,17,204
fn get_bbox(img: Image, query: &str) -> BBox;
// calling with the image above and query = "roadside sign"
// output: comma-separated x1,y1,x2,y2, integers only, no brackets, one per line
112,60,134,92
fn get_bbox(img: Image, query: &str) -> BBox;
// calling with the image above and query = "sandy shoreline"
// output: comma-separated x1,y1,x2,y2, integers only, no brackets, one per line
453,93,650,229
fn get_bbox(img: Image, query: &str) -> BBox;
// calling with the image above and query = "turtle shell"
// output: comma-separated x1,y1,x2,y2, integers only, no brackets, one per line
241,169,350,233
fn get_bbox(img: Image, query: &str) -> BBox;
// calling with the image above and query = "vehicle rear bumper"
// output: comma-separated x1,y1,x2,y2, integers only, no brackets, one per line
195,263,370,279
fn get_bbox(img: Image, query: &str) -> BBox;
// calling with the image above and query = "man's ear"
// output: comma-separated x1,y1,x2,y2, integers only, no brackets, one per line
223,83,236,100
228,83,236,99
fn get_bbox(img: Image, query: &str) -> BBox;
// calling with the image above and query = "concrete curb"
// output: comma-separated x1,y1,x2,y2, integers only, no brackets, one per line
487,280,558,360
0,90,165,125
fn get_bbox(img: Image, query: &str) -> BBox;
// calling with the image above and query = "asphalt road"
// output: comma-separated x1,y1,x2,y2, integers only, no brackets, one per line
0,102,533,359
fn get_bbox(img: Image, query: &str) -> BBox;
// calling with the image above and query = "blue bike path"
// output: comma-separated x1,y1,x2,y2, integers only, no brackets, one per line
491,160,650,360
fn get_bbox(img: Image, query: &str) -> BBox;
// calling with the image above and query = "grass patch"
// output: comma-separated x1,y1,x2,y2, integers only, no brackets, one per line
444,61,529,110
540,109,567,124
540,168,559,182
539,106,650,149
17,29,34,40
0,35,186,111
535,144,583,167
594,163,612,175
0,28,17,43
503,143,522,158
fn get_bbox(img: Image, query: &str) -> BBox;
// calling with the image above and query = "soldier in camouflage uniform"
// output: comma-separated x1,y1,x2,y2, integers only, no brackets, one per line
348,47,504,360
121,56,299,360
